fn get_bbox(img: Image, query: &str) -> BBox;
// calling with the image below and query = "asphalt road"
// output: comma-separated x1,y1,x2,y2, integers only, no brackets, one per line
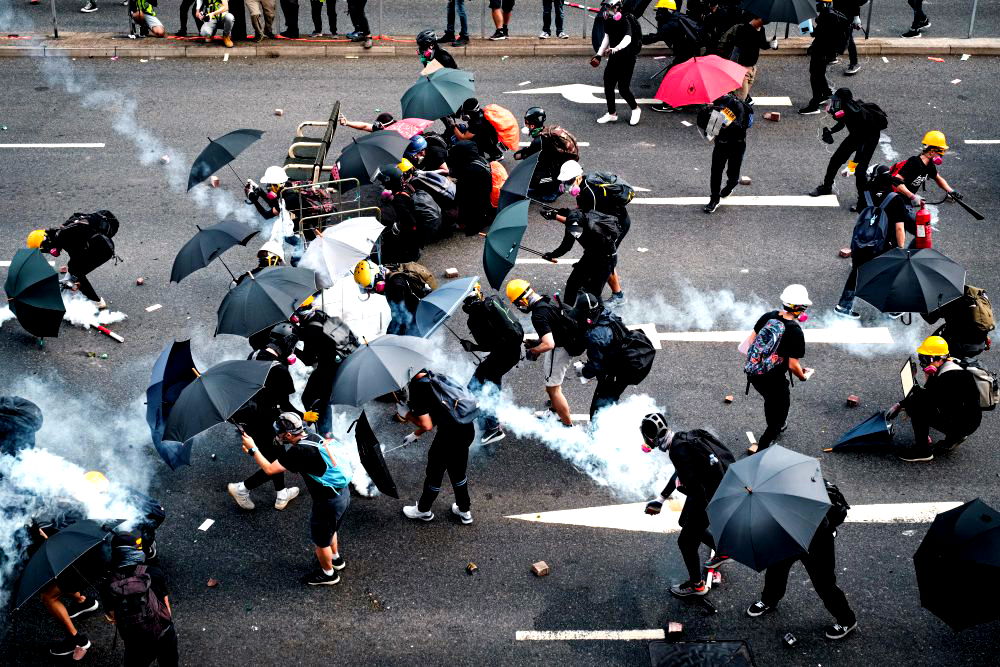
1,53,999,666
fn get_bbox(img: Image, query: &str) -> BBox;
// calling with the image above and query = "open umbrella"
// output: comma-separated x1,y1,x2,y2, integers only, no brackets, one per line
330,335,435,407
15,519,123,609
162,359,275,444
146,340,200,469
170,220,259,284
655,56,747,108
188,129,264,191
335,131,411,185
741,0,817,24
856,248,966,314
299,216,385,290
914,498,1000,630
3,248,66,338
401,68,476,121
388,118,435,140
216,265,317,337
498,152,541,212
350,411,399,498
823,412,894,453
416,276,480,339
707,445,831,572
483,199,530,290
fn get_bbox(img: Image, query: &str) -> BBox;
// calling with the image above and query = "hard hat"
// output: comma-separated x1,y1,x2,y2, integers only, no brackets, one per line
83,470,110,493
557,160,583,182
261,166,289,185
354,259,382,289
274,411,305,435
917,335,949,357
640,413,669,450
505,278,532,305
780,284,812,308
604,0,623,6
416,29,438,49
655,0,677,9
524,106,546,127
405,134,428,157
921,130,948,151
397,157,415,173
26,229,47,249
258,240,285,261
300,295,315,309
267,322,299,357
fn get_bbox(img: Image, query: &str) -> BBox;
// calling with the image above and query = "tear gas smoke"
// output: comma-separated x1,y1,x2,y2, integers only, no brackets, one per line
61,290,127,330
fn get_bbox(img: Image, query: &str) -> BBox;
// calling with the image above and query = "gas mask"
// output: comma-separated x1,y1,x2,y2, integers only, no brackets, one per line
931,154,944,165
265,183,281,200
529,126,543,137
559,181,581,197
785,306,809,323
603,5,622,21
48,248,61,257
381,189,394,200
918,355,940,375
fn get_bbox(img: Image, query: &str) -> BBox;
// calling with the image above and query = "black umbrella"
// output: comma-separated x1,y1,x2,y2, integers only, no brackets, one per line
350,411,399,498
855,248,966,314
216,265,317,337
707,445,831,572
914,498,1000,631
335,131,411,186
15,519,123,609
330,335,435,407
823,412,894,453
741,0,817,23
162,359,275,444
170,220,259,284
400,68,476,121
187,129,265,191
0,395,43,457
498,152,540,212
146,340,200,469
3,248,66,338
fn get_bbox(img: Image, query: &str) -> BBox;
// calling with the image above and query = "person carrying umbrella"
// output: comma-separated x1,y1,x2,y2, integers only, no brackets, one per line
241,413,353,585
591,0,642,126
540,205,621,308
639,413,735,597
353,259,437,335
887,336,983,462
642,0,704,110
512,107,580,203
699,92,753,214
799,0,850,115
233,239,285,287
920,285,994,361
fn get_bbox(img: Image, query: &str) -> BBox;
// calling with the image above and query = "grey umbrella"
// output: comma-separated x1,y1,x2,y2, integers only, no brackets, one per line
707,445,831,572
216,265,317,337
330,335,435,407
415,275,479,339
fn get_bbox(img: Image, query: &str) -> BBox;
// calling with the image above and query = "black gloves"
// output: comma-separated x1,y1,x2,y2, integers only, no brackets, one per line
821,127,834,144
541,252,555,262
948,190,963,201
540,207,558,220
645,500,663,515
557,208,570,218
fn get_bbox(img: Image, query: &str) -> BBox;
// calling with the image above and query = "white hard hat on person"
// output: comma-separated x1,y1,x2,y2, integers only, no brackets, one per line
258,240,285,261
261,166,290,185
780,284,812,309
557,160,583,182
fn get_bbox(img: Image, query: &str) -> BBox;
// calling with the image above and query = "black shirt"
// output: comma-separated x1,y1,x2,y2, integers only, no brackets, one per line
867,190,913,242
753,311,806,374
277,433,345,499
434,48,458,69
530,296,577,349
896,156,938,194
730,23,770,67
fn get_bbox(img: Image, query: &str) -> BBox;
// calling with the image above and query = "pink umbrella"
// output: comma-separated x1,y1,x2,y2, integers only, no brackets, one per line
654,55,747,108
386,118,434,140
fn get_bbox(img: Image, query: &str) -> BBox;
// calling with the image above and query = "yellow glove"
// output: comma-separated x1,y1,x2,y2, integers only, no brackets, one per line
303,411,319,423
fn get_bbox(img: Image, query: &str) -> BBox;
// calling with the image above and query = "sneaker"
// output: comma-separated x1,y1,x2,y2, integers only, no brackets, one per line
901,28,922,38
300,568,341,586
345,30,361,40
363,36,373,48
451,503,474,525
809,184,833,196
66,598,99,619
703,197,720,214
274,486,300,510
913,18,931,31
834,305,861,319
437,32,455,43
670,580,708,597
227,482,255,510
174,29,187,36
609,292,627,307
452,35,469,46
280,30,300,38
331,555,347,571
897,451,934,462
539,31,551,39
844,63,862,75
629,107,641,126
824,622,857,640
886,312,903,320
223,36,234,47
93,298,108,310
746,601,774,617
489,28,507,40
50,633,90,657
596,112,618,124
310,30,323,37
720,183,736,198
402,505,434,521
798,105,822,115
704,554,731,569
650,103,676,113
481,426,506,445
558,32,569,39
80,1,98,12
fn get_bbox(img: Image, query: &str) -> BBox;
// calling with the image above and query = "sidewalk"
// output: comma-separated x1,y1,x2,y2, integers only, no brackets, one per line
1,33,998,58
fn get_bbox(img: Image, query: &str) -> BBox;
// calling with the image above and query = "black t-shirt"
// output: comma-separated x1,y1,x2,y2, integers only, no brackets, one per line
530,297,577,349
278,437,340,499
896,156,937,194
868,190,913,243
753,311,805,373
434,49,458,69
731,23,769,67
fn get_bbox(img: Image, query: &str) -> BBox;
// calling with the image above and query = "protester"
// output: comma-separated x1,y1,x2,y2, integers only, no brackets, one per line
448,140,495,234
197,0,236,46
448,98,504,163
513,107,580,202
339,111,397,134
130,0,167,37
28,210,120,311
540,0,568,39
921,285,994,360
507,279,584,426
309,0,337,36
591,0,642,126
722,13,771,101
642,0,702,73
246,165,313,264
177,0,203,36
702,0,743,51
892,131,961,208
241,413,352,584
246,0,277,40
488,0,515,40
441,0,470,46
460,282,524,445
887,336,983,462
279,0,300,37
297,306,359,436
640,413,735,597
901,0,930,38
799,0,849,115
416,29,458,69
345,0,373,47
353,259,436,335
833,0,864,74
699,92,753,214
540,207,620,307
742,285,812,454
375,160,442,255
400,370,478,524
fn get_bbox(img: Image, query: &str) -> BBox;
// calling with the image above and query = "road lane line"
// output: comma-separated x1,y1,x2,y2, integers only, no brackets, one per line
1,260,56,267
518,141,590,147
528,326,892,346
516,630,665,641
0,143,105,148
964,140,1000,144
632,195,840,207
505,84,791,107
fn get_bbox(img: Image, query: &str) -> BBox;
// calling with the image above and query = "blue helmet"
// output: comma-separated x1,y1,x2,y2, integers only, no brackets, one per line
405,134,428,157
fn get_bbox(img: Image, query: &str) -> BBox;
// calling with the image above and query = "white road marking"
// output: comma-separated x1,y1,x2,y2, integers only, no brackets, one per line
964,139,1000,144
517,141,590,147
145,304,162,312
0,143,105,148
514,257,578,264
746,431,756,445
658,327,893,345
1,260,57,267
632,195,840,207
516,630,665,641
198,519,214,531
505,84,790,107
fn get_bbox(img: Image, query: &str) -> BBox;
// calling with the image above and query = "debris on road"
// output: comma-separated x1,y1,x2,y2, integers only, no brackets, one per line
367,590,385,611
518,81,531,86
636,247,649,253
466,562,478,575
666,621,683,639
961,54,970,61
846,395,860,407
902,529,917,536
782,632,798,647
444,267,459,278
739,175,752,185
531,561,550,577
207,578,219,588
951,79,962,85
223,53,229,62
724,395,734,404
198,519,215,531
839,248,852,258
99,353,108,360
145,304,162,312
160,154,170,164
763,112,781,122
927,57,945,63
210,175,221,187
680,120,692,127
211,453,217,460
95,325,124,343
882,56,889,63
135,277,145,286
274,108,284,116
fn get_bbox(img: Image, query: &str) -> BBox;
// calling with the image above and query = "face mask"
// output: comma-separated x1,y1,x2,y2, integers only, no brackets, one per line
833,109,845,119
265,190,278,200
422,48,433,59
605,7,622,20
932,155,943,165
374,281,386,294
529,127,542,137
381,189,394,200
797,313,809,323
287,354,297,365
48,248,61,257
559,183,581,197
923,364,938,375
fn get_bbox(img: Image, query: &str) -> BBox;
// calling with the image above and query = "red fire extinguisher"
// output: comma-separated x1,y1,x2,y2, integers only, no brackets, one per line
913,204,932,249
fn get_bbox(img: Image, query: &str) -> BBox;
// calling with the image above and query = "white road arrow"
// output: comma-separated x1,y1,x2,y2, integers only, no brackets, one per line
504,84,791,107
632,195,840,207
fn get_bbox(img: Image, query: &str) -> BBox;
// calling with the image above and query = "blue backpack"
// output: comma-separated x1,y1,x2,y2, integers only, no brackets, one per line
421,371,481,424
744,318,786,376
851,191,895,253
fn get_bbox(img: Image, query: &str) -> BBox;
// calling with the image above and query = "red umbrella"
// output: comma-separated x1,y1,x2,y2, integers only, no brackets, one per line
654,55,747,108
387,118,434,140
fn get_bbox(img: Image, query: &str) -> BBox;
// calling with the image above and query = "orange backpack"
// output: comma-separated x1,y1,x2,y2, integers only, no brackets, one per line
482,104,520,151
489,161,508,209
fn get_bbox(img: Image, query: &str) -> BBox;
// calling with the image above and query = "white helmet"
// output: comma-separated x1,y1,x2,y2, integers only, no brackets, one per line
261,166,289,185
780,284,812,309
557,160,583,182
258,240,285,261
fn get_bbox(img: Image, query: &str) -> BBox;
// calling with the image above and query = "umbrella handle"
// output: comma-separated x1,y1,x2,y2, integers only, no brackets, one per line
477,232,557,263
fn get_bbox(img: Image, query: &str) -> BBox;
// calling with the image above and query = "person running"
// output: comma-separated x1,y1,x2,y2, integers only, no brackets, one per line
441,0,469,46
540,206,620,307
700,92,753,214
799,0,849,115
400,370,478,524
901,0,930,38
488,0,515,40
639,413,735,597
591,0,642,126
416,29,457,69
540,0,568,39
742,285,812,454
507,279,584,426
309,0,337,36
27,210,120,311
833,0,864,74
196,0,235,47
460,282,523,445
513,107,580,202
241,413,352,584
891,131,962,210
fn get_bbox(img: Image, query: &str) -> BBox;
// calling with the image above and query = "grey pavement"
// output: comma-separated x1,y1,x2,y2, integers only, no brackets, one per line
1,53,1000,665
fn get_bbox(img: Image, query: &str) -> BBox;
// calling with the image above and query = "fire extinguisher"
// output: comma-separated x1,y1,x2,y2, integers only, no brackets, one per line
913,204,932,249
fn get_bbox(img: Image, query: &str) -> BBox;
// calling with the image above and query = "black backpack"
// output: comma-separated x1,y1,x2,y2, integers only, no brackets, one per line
604,313,656,385
420,370,481,424
850,191,896,253
570,210,620,255
67,210,119,239
302,310,360,361
482,295,524,348
824,479,851,530
584,172,635,209
105,565,173,643
409,189,442,240
675,429,736,493
857,101,889,131
545,295,587,357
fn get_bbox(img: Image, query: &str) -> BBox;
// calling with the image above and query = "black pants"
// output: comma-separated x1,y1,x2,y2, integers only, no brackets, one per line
563,254,616,306
469,348,520,431
66,261,101,302
837,250,876,311
310,0,336,32
807,52,831,108
123,624,179,667
179,0,202,32
822,132,878,203
347,0,369,35
418,423,475,513
845,31,857,66
677,508,715,582
907,412,972,457
710,140,746,198
542,0,563,33
280,0,299,35
589,375,630,417
762,527,856,627
243,428,286,492
908,0,926,26
604,54,638,114
749,372,790,450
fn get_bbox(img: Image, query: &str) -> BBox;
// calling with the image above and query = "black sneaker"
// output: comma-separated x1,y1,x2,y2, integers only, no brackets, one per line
50,633,90,657
824,621,857,640
280,30,300,38
746,601,774,617
798,105,822,115
834,305,861,319
901,28,922,38
704,554,731,568
650,103,676,113
703,197,720,214
488,28,507,40
481,426,506,445
913,18,931,31
80,1,98,12
438,32,456,43
719,183,737,198
331,555,347,571
670,580,709,597
66,597,99,619
809,184,833,196
452,35,469,46
300,569,341,586
844,63,862,75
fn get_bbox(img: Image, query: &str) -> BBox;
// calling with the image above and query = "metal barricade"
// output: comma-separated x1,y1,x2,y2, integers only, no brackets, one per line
298,206,383,237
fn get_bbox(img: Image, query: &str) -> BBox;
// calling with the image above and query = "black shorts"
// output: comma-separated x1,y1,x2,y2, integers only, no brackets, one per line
489,0,515,11
309,492,350,547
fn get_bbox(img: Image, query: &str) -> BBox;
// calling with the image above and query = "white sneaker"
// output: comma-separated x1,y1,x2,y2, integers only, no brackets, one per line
93,298,108,310
227,482,255,510
538,31,551,39
558,32,569,39
403,505,434,521
274,486,300,510
597,113,618,124
451,503,473,525
629,107,641,126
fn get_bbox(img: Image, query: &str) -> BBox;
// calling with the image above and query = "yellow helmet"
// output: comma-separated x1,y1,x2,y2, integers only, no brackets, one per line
83,470,110,493
655,0,677,9
505,278,532,306
921,130,948,151
300,295,315,309
353,259,381,290
397,157,415,173
26,229,46,249
917,335,949,357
